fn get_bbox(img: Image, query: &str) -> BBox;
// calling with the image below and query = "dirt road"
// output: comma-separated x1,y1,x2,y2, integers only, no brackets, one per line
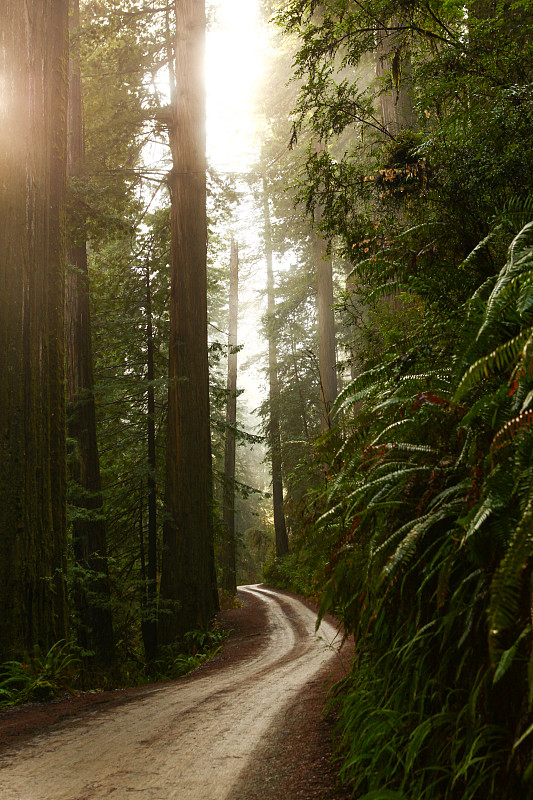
0,586,340,800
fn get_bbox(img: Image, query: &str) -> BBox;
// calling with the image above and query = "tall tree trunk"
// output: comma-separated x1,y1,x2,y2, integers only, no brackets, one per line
159,0,219,645
262,178,289,558
0,0,69,660
314,234,337,430
141,265,158,660
290,327,310,442
375,19,416,136
66,0,114,666
221,238,239,594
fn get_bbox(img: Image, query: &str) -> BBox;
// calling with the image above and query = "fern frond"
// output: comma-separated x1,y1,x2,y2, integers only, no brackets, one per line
395,220,445,240
493,625,531,685
346,466,430,517
482,247,533,336
338,385,374,410
428,482,468,511
491,410,533,462
372,511,434,559
370,418,413,446
382,506,458,582
467,274,497,313
366,281,407,304
316,486,361,525
500,195,533,229
334,364,389,410
461,498,499,545
455,327,533,399
520,389,533,412
398,370,452,385
517,279,533,316
489,496,533,649
384,442,438,455
508,221,533,271
461,225,501,273
455,427,475,470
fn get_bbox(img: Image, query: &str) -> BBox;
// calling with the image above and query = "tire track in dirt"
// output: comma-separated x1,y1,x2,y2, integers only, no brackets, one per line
0,585,340,800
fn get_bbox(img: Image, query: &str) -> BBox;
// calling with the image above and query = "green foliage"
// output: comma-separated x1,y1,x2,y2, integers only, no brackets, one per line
150,626,229,681
269,7,533,792
0,641,81,706
278,213,533,797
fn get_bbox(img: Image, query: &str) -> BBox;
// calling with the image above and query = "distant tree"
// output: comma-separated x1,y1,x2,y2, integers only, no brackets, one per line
0,0,69,659
220,237,239,594
263,178,290,558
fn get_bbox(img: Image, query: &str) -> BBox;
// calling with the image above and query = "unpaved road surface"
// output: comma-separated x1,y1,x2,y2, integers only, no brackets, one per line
0,585,340,800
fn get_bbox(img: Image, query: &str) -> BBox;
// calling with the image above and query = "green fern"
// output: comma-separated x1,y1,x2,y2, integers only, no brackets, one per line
489,496,533,652
455,328,533,399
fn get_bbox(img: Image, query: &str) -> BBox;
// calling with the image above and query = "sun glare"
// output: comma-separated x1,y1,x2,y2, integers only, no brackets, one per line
206,0,265,174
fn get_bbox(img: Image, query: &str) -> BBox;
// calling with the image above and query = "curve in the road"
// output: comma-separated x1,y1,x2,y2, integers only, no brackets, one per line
0,586,340,800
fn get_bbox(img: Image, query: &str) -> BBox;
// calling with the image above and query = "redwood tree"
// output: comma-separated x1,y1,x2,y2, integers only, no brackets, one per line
66,0,114,666
159,0,218,644
314,232,337,430
0,0,69,660
221,237,239,594
263,178,289,558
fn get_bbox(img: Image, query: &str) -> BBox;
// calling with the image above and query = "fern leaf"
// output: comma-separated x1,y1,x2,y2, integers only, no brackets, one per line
373,511,434,559
508,221,533,270
461,225,501,273
491,410,533,462
461,498,498,545
493,625,531,684
382,507,455,582
346,466,430,517
334,364,388,410
520,389,533,413
517,279,533,316
370,418,413,446
384,442,438,455
366,280,407,304
398,370,452,385
455,327,533,399
489,496,533,647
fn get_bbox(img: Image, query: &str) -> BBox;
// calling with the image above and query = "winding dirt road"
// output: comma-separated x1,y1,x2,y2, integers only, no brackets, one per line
0,585,340,800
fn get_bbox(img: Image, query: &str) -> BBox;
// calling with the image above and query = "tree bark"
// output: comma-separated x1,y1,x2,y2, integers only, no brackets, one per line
0,0,69,660
141,265,158,661
375,19,416,136
263,178,289,558
159,0,219,646
220,238,239,594
66,0,114,666
314,234,337,431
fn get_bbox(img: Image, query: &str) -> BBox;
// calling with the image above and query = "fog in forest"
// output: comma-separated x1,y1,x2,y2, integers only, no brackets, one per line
2,2,533,796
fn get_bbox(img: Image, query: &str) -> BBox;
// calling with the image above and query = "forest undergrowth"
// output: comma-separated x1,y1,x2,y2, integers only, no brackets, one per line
261,3,533,796
267,211,533,799
0,624,228,707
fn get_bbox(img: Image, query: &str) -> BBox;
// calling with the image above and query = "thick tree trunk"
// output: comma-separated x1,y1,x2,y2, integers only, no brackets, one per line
66,0,114,666
314,234,337,431
220,238,239,594
263,179,289,558
0,0,69,660
159,0,219,645
141,266,158,661
375,19,416,136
